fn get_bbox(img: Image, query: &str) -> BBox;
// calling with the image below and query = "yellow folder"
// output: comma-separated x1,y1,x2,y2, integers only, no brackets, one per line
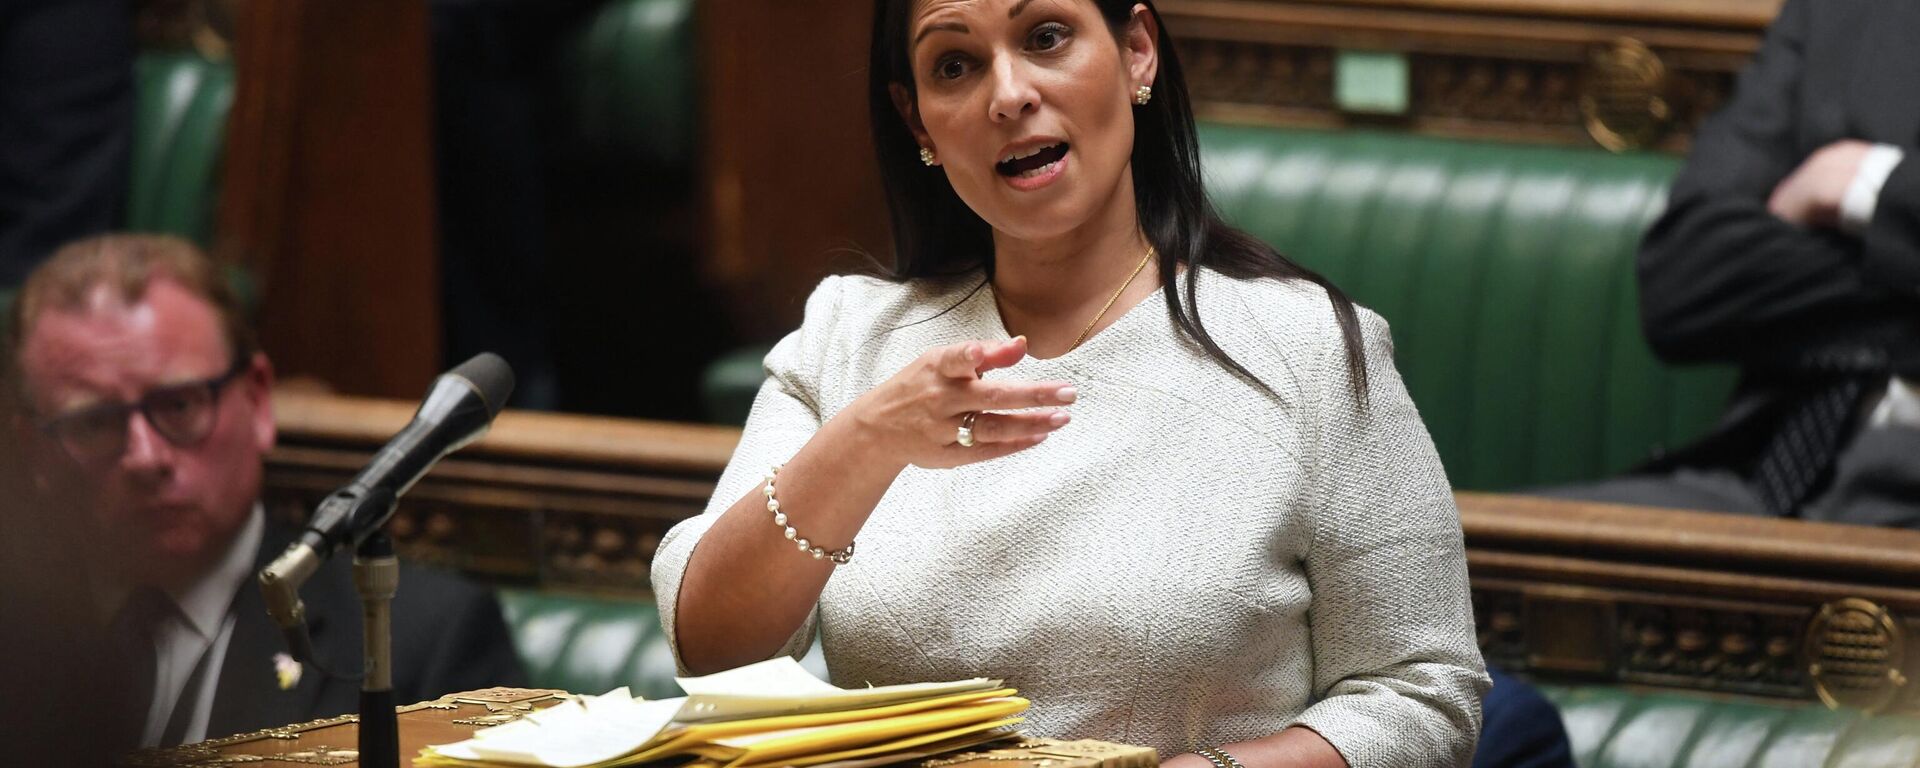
613,688,1022,766
690,696,1031,768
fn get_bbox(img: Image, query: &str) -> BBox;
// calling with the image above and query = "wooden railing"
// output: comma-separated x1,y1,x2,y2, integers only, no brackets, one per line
269,389,1920,712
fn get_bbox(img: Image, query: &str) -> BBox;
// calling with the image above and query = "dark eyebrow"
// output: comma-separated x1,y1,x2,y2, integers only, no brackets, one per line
912,21,969,48
1008,0,1036,18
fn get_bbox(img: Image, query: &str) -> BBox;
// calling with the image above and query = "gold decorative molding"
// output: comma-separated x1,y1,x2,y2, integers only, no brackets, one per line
1807,598,1909,713
1159,0,1767,150
124,713,359,767
1581,38,1670,150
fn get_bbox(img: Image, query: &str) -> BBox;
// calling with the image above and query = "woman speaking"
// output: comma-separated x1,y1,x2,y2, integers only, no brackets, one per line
652,1,1489,766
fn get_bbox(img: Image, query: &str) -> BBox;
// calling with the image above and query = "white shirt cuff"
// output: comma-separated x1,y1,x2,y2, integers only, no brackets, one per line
1840,144,1906,235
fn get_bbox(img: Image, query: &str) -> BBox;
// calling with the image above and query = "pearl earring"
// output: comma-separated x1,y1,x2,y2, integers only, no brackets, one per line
1133,85,1153,106
919,147,938,166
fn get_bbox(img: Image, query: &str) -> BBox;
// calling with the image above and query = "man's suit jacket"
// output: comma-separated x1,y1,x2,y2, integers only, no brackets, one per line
0,0,130,284
205,513,527,738
1638,0,1920,472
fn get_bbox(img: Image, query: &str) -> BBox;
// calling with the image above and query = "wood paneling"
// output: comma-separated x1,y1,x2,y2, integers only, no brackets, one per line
269,390,1920,710
698,0,892,342
219,0,439,398
1158,0,1777,151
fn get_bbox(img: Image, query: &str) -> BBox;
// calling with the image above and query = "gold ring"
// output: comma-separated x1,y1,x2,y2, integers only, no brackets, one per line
956,412,978,447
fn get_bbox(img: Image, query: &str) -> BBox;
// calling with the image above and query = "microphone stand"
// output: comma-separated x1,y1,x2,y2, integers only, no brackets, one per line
354,531,400,768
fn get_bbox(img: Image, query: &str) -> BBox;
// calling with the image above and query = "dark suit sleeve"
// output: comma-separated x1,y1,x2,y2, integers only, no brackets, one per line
0,0,131,284
1864,156,1920,288
1635,0,1911,366
393,569,528,700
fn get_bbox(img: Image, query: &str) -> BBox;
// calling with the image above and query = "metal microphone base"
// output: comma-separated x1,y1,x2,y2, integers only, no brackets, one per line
354,532,400,768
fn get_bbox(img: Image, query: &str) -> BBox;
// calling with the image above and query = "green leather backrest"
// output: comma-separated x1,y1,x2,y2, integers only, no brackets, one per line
497,589,684,701
1200,124,1739,490
129,51,232,246
0,51,233,337
1543,684,1920,768
561,0,696,168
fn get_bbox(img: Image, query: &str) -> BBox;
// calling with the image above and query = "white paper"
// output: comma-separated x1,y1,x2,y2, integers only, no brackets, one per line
425,688,685,768
674,658,1002,723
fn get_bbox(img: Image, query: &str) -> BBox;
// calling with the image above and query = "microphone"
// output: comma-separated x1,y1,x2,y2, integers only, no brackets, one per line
259,353,515,646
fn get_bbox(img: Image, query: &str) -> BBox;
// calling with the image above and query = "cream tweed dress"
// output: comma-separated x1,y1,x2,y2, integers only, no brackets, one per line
652,270,1490,767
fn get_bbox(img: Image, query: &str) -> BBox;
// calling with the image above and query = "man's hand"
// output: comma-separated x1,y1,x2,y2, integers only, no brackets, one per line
1768,139,1873,229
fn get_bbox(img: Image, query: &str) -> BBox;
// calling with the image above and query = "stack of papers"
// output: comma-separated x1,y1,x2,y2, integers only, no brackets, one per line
416,658,1027,768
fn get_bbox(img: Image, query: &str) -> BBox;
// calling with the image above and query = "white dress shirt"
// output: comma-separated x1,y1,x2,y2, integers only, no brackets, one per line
137,505,263,747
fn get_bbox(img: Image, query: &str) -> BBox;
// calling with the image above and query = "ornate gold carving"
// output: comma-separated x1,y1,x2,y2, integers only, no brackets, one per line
434,687,571,705
1472,589,1527,664
916,736,1156,768
1414,56,1585,127
546,514,664,590
1581,38,1672,151
1617,606,1807,695
1179,39,1336,112
267,746,357,765
125,713,363,766
1168,30,1736,150
453,701,543,727
1806,598,1908,713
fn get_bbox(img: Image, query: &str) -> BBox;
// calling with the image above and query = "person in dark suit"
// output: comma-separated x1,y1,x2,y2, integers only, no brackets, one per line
1551,0,1920,527
1473,667,1574,768
5,233,525,755
0,0,131,286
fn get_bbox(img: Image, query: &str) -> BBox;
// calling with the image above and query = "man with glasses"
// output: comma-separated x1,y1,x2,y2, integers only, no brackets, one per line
5,233,525,752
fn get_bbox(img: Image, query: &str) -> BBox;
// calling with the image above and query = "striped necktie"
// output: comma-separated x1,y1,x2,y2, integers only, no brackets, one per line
1752,350,1884,516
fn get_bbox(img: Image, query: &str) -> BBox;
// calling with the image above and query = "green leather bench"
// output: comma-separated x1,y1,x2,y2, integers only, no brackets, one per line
1544,685,1920,767
1198,124,1739,491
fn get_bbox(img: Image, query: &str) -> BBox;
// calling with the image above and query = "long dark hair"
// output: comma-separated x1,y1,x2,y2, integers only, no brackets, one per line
867,0,1368,397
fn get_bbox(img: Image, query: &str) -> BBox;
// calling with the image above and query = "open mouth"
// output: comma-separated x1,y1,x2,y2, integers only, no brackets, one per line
996,143,1070,179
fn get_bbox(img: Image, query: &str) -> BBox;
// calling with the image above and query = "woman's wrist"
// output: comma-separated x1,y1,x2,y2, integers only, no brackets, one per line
830,399,914,475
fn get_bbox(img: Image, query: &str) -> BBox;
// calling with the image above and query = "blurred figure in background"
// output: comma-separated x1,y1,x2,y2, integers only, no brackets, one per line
7,234,525,752
432,0,606,411
0,0,132,285
1552,0,1919,528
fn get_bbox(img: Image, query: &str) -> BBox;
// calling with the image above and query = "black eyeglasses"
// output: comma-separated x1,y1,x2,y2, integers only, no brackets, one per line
36,359,249,466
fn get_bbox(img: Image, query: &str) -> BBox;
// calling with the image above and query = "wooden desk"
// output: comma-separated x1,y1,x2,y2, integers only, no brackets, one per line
125,689,1157,768
127,687,567,767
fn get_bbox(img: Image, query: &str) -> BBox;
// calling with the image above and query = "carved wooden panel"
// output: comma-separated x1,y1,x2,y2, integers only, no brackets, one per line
269,391,1920,710
1159,0,1777,150
265,390,734,593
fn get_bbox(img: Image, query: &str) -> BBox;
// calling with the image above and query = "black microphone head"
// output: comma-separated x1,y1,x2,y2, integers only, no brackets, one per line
447,352,515,418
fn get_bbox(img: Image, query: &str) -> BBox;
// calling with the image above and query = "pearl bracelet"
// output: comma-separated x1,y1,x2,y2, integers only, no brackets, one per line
764,465,856,564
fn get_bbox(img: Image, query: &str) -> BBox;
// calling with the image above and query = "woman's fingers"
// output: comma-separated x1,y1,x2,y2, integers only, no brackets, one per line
975,336,1027,375
965,409,1070,444
933,341,988,379
933,337,1028,380
965,380,1078,410
938,432,1050,466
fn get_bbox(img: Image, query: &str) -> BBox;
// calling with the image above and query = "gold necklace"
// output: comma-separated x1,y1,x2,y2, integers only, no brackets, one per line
1068,245,1157,351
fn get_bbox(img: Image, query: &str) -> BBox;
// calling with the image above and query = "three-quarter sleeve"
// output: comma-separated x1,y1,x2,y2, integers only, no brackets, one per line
651,275,848,673
1286,309,1490,767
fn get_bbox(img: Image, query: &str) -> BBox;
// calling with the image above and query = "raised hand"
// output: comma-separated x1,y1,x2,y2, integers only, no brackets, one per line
843,336,1076,470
